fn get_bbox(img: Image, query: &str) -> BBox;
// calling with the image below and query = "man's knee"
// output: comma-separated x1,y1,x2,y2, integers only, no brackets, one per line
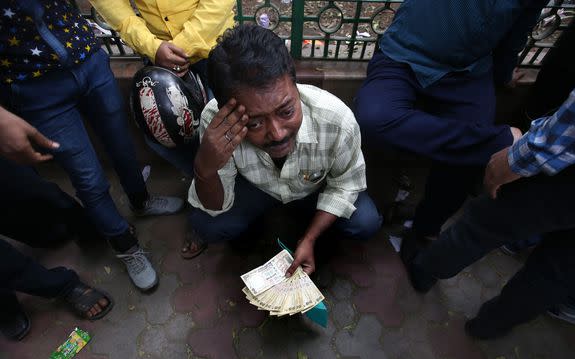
70,168,111,208
188,209,243,243
341,199,383,240
352,210,383,240
355,91,406,146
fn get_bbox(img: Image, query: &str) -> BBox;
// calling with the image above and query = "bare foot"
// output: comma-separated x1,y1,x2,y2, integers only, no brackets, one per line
510,127,523,143
82,288,110,319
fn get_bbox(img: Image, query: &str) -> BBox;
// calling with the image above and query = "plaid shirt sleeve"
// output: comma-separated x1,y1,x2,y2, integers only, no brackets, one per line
509,88,575,177
187,100,238,216
316,106,367,219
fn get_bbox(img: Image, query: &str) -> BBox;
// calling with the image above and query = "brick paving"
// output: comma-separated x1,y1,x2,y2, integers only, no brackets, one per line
0,163,573,359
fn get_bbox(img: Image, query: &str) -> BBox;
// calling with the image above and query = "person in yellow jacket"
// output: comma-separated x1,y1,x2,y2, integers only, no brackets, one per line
90,0,235,76
90,0,236,259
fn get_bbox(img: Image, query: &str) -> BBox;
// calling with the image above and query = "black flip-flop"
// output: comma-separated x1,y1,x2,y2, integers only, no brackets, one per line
63,283,114,321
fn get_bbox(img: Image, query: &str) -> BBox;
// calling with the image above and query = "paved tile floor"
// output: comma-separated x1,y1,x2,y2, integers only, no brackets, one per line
0,162,574,359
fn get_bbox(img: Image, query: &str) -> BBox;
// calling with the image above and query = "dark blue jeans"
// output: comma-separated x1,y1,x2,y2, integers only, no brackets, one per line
0,49,146,237
189,177,382,243
355,52,514,237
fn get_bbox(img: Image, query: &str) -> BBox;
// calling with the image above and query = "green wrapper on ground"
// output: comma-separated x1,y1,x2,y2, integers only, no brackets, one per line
50,328,91,359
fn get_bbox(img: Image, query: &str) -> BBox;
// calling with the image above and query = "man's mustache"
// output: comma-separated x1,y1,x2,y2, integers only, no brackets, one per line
264,136,291,149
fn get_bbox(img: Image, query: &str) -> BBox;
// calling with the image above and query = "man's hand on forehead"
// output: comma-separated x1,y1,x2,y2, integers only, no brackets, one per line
195,98,249,179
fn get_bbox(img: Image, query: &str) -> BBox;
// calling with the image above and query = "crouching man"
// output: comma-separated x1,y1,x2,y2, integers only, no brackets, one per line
187,24,382,275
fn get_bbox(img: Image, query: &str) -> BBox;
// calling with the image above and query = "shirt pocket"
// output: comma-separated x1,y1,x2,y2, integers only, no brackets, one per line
288,168,327,194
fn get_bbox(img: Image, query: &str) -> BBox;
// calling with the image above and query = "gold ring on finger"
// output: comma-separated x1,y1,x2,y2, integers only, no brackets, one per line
224,132,232,142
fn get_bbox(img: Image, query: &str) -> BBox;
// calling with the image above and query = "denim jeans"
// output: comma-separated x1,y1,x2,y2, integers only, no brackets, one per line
189,176,383,243
144,135,198,177
0,49,146,238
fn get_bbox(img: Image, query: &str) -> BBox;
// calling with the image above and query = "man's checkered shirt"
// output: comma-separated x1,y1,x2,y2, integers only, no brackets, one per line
188,84,367,218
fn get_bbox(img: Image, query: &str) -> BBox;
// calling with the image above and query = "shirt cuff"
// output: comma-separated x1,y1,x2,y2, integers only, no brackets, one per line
316,193,357,219
187,179,235,217
142,38,164,64
508,136,541,177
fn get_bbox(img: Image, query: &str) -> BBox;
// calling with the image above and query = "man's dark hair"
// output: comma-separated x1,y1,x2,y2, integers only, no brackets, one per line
207,24,296,104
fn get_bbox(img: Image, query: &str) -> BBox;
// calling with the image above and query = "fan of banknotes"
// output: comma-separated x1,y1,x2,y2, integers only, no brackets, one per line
241,249,325,316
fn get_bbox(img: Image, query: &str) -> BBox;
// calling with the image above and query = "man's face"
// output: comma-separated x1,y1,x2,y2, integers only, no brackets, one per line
233,75,302,159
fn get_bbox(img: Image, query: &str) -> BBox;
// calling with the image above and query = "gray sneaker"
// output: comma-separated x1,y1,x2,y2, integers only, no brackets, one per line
116,246,158,291
133,195,184,217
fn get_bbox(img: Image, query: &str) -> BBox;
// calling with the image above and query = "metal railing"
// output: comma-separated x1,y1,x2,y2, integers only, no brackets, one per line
79,0,574,68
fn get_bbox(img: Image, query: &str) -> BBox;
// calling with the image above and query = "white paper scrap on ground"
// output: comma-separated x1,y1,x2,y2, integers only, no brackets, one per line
403,220,413,229
388,235,403,253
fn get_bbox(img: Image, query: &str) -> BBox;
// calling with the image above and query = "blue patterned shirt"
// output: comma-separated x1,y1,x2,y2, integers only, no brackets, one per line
0,0,99,83
509,89,575,176
379,0,548,87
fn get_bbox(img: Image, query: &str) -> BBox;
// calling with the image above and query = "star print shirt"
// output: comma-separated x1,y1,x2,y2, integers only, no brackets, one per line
0,0,99,84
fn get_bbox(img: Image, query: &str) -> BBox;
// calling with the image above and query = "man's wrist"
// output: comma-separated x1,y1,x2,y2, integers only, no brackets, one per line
194,166,219,183
300,235,318,246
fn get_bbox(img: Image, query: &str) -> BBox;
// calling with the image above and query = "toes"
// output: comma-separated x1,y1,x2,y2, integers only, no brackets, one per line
98,298,109,307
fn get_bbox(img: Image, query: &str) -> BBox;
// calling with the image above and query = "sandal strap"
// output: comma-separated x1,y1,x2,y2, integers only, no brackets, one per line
63,283,108,317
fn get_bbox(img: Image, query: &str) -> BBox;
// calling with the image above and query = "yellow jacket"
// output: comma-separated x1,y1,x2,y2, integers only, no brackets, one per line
90,0,235,64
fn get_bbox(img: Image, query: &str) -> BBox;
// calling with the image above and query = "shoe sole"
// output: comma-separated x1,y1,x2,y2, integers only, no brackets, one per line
499,246,519,257
547,310,575,325
136,275,159,292
7,317,30,341
14,323,30,341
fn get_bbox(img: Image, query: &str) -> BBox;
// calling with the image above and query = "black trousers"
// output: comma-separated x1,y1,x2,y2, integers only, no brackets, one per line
414,165,575,327
0,159,82,318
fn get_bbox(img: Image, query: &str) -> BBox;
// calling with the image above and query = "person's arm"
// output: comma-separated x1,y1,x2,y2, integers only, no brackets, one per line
89,0,163,62
484,89,575,198
286,108,367,276
510,89,575,176
188,99,248,214
285,211,338,276
0,106,59,164
170,0,235,63
492,1,548,85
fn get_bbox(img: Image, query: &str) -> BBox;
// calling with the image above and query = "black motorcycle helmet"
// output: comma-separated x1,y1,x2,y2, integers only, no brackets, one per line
130,66,208,148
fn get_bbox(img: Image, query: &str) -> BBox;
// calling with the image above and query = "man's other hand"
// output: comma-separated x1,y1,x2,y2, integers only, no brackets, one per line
0,107,59,164
154,41,190,77
286,239,315,277
484,146,522,199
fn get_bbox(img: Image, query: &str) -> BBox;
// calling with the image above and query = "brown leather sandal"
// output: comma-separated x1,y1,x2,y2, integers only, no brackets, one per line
181,233,207,259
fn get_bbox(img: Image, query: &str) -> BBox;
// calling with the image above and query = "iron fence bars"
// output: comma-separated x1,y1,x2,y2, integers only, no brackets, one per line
235,1,403,61
80,0,573,68
519,0,574,68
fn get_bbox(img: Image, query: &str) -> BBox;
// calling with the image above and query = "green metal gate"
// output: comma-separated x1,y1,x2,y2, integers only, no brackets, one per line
81,0,574,68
